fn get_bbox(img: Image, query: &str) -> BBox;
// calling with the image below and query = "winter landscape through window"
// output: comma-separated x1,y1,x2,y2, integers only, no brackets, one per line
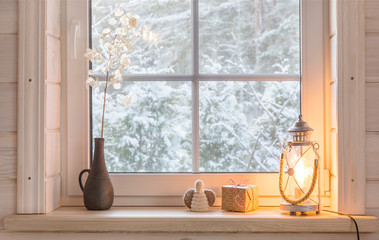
91,0,300,173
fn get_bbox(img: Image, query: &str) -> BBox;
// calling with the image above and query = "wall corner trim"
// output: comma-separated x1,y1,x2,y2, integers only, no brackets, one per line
17,0,47,214
337,0,366,215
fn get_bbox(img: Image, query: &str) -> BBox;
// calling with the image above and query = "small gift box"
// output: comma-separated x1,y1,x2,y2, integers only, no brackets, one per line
222,184,259,212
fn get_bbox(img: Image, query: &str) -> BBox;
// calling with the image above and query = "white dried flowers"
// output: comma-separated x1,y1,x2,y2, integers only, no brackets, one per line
84,7,138,138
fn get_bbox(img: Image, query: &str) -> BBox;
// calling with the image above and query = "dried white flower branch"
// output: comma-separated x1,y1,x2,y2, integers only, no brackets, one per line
84,7,138,138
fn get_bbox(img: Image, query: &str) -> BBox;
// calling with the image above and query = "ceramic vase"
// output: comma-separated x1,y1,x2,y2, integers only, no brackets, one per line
79,138,114,210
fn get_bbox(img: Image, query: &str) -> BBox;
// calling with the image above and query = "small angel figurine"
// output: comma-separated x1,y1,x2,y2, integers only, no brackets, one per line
190,180,209,212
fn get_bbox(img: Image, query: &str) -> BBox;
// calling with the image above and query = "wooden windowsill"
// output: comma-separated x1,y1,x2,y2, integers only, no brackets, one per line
3,207,379,233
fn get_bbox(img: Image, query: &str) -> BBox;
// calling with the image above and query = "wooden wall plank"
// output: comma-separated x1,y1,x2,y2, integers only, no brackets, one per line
0,0,17,34
366,83,379,131
0,0,17,230
0,180,16,230
366,133,379,180
366,181,379,208
46,36,61,84
45,175,61,213
330,36,337,82
46,0,61,38
45,0,62,214
366,0,379,32
337,0,366,214
329,0,337,36
330,82,337,129
0,35,17,83
0,150,16,179
366,34,379,83
0,132,16,149
0,83,17,131
45,83,61,130
331,130,338,176
366,0,379,222
45,131,60,178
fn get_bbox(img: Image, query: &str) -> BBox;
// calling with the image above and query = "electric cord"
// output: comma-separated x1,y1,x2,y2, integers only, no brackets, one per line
323,209,360,240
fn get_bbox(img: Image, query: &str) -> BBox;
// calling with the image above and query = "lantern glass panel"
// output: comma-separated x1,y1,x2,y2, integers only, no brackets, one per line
283,144,319,204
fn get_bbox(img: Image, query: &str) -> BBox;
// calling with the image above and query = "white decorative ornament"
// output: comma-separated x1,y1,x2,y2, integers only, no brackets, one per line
120,54,130,67
115,7,124,17
120,15,129,26
190,180,209,212
104,42,111,52
91,47,103,63
123,95,131,106
86,77,97,87
102,27,111,35
115,27,125,35
108,17,117,26
113,82,121,90
83,48,93,61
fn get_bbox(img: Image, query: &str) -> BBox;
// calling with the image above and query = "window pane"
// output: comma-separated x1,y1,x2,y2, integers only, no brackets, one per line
92,81,192,172
91,0,192,74
199,81,300,172
90,0,301,173
199,0,300,74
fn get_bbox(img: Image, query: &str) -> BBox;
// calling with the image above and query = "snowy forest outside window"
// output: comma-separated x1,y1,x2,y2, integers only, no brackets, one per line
91,0,300,173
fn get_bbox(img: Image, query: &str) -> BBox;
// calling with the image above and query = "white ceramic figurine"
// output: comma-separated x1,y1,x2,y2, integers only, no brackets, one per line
190,180,209,212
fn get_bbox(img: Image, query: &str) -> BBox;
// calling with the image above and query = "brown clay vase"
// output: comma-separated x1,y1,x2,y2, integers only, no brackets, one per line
79,138,114,210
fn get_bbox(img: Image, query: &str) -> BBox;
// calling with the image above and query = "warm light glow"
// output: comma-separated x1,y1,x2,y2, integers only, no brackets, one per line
294,159,313,189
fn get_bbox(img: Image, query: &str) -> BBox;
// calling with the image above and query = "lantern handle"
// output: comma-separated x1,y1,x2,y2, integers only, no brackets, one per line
279,153,318,205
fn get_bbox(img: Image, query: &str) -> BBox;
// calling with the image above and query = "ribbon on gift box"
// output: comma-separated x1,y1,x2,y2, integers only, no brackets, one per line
228,179,248,187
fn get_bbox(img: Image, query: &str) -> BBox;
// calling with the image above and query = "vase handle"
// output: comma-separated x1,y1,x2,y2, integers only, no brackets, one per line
79,169,90,192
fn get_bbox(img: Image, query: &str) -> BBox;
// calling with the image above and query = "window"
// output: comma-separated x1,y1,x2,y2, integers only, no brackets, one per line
91,0,300,173
64,0,325,206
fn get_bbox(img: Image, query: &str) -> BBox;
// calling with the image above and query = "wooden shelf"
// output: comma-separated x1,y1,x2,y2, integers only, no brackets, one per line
4,207,379,233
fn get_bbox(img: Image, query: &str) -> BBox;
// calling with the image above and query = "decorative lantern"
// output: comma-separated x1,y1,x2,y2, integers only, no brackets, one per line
279,115,321,215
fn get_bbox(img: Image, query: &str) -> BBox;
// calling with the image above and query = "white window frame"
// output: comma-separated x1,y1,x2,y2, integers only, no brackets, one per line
61,0,326,207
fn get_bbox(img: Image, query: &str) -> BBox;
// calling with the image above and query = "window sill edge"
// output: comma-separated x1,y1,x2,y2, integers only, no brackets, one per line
3,207,379,233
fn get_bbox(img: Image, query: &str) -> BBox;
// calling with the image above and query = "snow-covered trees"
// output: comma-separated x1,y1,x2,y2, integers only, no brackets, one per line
91,0,300,172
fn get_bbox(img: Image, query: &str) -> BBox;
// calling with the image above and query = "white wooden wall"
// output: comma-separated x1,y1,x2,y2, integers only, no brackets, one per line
0,0,378,238
365,0,379,218
328,0,338,211
0,0,18,230
44,0,62,214
0,0,62,227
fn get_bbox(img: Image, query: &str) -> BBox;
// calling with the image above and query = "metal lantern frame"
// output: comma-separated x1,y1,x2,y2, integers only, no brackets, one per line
279,115,322,215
